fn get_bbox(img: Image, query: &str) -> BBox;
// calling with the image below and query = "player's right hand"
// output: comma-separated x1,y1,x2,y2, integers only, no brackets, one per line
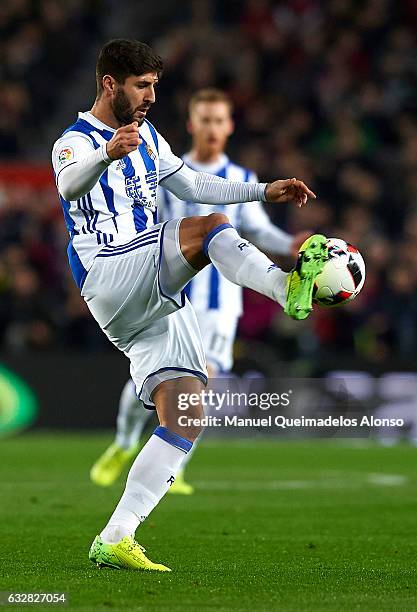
106,122,142,160
265,178,316,208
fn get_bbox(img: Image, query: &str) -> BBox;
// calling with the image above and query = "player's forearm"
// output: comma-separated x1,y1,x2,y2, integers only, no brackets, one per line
162,165,267,204
246,225,293,255
57,145,111,201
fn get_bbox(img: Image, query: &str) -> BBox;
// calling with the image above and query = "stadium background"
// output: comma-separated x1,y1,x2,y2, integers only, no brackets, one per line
1,0,417,429
2,3,417,610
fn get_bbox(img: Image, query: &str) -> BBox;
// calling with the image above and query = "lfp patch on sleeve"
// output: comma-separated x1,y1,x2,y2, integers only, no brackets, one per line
57,146,74,166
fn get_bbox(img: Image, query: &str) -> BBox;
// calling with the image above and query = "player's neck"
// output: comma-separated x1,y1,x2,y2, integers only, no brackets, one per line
190,148,223,165
90,99,120,130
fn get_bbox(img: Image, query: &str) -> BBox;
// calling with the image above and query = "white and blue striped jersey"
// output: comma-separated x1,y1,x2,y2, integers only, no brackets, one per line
159,153,289,318
52,111,183,289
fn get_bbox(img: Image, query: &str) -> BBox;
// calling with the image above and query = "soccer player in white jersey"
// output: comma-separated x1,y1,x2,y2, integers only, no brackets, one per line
90,88,310,494
52,39,327,572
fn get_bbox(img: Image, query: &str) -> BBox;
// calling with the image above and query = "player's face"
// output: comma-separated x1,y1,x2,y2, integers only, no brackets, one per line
188,101,234,156
112,72,158,126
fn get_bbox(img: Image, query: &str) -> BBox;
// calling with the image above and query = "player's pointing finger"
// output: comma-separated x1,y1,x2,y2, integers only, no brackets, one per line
298,180,317,199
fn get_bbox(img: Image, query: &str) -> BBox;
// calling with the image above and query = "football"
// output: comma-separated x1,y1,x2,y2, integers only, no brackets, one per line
313,238,365,307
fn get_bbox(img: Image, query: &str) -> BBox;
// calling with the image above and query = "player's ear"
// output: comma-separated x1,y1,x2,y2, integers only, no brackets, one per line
186,118,194,135
102,75,116,95
228,118,235,136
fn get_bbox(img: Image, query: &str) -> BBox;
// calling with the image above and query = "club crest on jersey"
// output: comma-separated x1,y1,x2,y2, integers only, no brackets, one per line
145,144,156,160
57,146,74,166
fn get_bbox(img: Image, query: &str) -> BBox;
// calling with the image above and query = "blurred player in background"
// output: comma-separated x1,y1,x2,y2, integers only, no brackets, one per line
90,88,310,492
52,39,324,572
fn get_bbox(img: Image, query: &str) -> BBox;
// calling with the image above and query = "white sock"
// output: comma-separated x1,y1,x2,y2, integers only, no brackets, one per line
100,427,191,543
204,224,288,307
179,434,199,470
115,379,153,450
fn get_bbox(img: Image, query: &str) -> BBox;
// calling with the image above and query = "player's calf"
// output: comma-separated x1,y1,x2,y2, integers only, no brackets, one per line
194,220,291,307
153,377,205,442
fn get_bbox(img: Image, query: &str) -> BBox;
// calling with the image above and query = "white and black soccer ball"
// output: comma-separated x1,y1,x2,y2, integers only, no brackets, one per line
313,238,365,307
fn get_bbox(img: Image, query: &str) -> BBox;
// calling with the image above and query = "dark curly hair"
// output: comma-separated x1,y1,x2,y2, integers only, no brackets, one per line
96,39,163,96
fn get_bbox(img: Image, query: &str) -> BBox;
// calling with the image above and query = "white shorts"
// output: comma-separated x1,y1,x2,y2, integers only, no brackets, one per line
194,310,238,373
81,219,208,407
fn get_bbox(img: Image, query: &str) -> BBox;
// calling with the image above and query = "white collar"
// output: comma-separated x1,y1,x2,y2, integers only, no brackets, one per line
183,152,229,174
79,111,117,132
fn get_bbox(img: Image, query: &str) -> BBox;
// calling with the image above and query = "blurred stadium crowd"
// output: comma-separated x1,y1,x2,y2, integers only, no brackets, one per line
0,0,417,368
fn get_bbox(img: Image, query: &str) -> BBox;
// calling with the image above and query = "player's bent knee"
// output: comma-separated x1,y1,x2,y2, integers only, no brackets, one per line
205,212,230,234
181,421,204,442
157,404,204,442
160,419,203,442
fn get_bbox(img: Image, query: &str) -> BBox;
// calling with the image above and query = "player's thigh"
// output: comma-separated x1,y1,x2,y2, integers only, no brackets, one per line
83,223,191,347
159,217,199,299
127,298,207,409
160,214,230,297
152,376,205,441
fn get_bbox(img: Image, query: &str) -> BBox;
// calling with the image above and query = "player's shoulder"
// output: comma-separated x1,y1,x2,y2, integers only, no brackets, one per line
55,112,118,150
61,113,100,139
53,115,98,151
51,117,101,172
52,133,94,170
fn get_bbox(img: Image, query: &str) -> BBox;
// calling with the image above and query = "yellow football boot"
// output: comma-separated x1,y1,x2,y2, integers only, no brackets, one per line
89,535,171,572
285,234,328,320
90,443,138,487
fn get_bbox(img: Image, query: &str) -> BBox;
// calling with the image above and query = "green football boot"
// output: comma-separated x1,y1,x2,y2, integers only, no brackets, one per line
284,234,328,320
89,535,171,572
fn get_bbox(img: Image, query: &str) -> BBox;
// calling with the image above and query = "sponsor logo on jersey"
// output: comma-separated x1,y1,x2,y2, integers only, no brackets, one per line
57,146,74,166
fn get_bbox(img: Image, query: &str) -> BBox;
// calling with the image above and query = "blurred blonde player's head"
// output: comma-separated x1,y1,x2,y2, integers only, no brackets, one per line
188,89,234,160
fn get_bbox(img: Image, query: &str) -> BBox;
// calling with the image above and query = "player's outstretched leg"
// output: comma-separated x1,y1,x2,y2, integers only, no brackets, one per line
180,215,327,322
90,380,152,487
89,377,204,571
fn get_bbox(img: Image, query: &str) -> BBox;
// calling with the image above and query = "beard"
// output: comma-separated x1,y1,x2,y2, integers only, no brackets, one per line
112,86,146,126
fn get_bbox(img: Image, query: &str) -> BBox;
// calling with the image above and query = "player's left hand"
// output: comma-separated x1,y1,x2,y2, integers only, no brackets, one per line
265,178,316,207
290,231,312,258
